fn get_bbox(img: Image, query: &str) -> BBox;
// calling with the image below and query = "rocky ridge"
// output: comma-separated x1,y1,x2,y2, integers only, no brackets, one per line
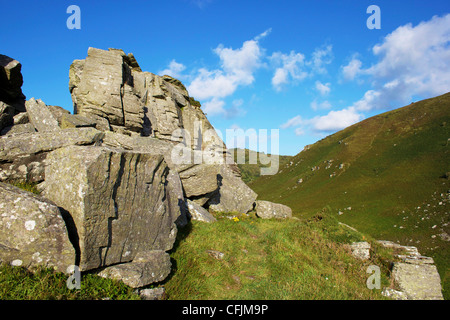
350,240,444,300
0,49,290,289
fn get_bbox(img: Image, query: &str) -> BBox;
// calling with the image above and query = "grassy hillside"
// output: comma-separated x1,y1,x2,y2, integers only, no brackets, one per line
250,92,450,298
164,211,394,300
229,148,292,184
2,211,404,300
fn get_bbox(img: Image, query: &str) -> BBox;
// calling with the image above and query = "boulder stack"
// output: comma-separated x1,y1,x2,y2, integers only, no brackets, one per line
0,49,291,288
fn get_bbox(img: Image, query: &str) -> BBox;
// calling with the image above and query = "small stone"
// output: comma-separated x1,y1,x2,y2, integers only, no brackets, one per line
350,242,371,260
138,287,166,300
206,250,225,260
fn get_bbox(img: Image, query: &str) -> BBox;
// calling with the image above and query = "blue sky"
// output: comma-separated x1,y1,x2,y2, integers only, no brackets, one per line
2,0,449,155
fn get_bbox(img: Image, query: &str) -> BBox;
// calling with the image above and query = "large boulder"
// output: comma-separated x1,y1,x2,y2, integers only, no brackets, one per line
42,145,181,272
101,131,220,205
0,182,75,272
208,164,258,214
392,262,444,300
0,54,26,132
378,240,444,300
69,48,258,214
98,250,171,288
186,199,217,223
0,127,104,183
142,72,184,140
69,48,145,133
0,54,25,106
0,101,14,132
25,98,61,132
254,200,292,219
177,164,219,199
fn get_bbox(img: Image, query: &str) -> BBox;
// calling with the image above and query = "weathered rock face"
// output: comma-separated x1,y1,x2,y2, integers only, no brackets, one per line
61,114,96,129
0,55,25,102
392,262,443,300
254,200,292,219
0,101,14,132
69,48,151,134
70,48,140,132
69,48,259,215
0,49,269,288
25,98,61,132
143,72,185,140
349,241,371,261
0,54,26,132
0,182,75,272
377,240,444,300
43,145,181,271
0,128,104,183
101,130,222,206
186,199,217,223
98,250,171,288
208,165,258,214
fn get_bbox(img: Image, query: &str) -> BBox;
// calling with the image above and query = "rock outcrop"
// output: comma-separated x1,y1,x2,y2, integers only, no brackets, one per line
254,200,292,219
0,49,291,288
186,200,217,223
0,54,26,132
0,182,75,272
350,240,444,300
98,250,171,288
349,241,371,261
0,127,104,183
377,240,444,300
43,146,180,273
69,48,255,213
25,98,61,133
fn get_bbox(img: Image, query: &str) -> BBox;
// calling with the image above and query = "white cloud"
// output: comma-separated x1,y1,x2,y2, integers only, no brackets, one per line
341,57,362,81
307,45,333,74
348,14,450,111
315,81,331,96
270,51,307,91
202,97,226,116
254,28,272,41
282,105,362,135
202,97,246,119
270,45,333,91
225,99,246,119
310,100,332,111
188,68,238,100
294,127,305,136
311,107,363,132
280,115,304,129
159,60,186,79
187,31,269,116
280,101,364,136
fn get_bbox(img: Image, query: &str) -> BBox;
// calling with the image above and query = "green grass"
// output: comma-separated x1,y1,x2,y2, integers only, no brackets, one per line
189,96,201,108
0,264,140,300
0,210,404,300
7,181,41,195
230,148,293,184
164,211,391,300
250,92,450,299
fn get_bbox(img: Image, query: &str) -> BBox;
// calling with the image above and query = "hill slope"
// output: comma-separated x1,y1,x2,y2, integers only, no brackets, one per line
229,148,292,184
165,213,390,300
250,92,450,298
